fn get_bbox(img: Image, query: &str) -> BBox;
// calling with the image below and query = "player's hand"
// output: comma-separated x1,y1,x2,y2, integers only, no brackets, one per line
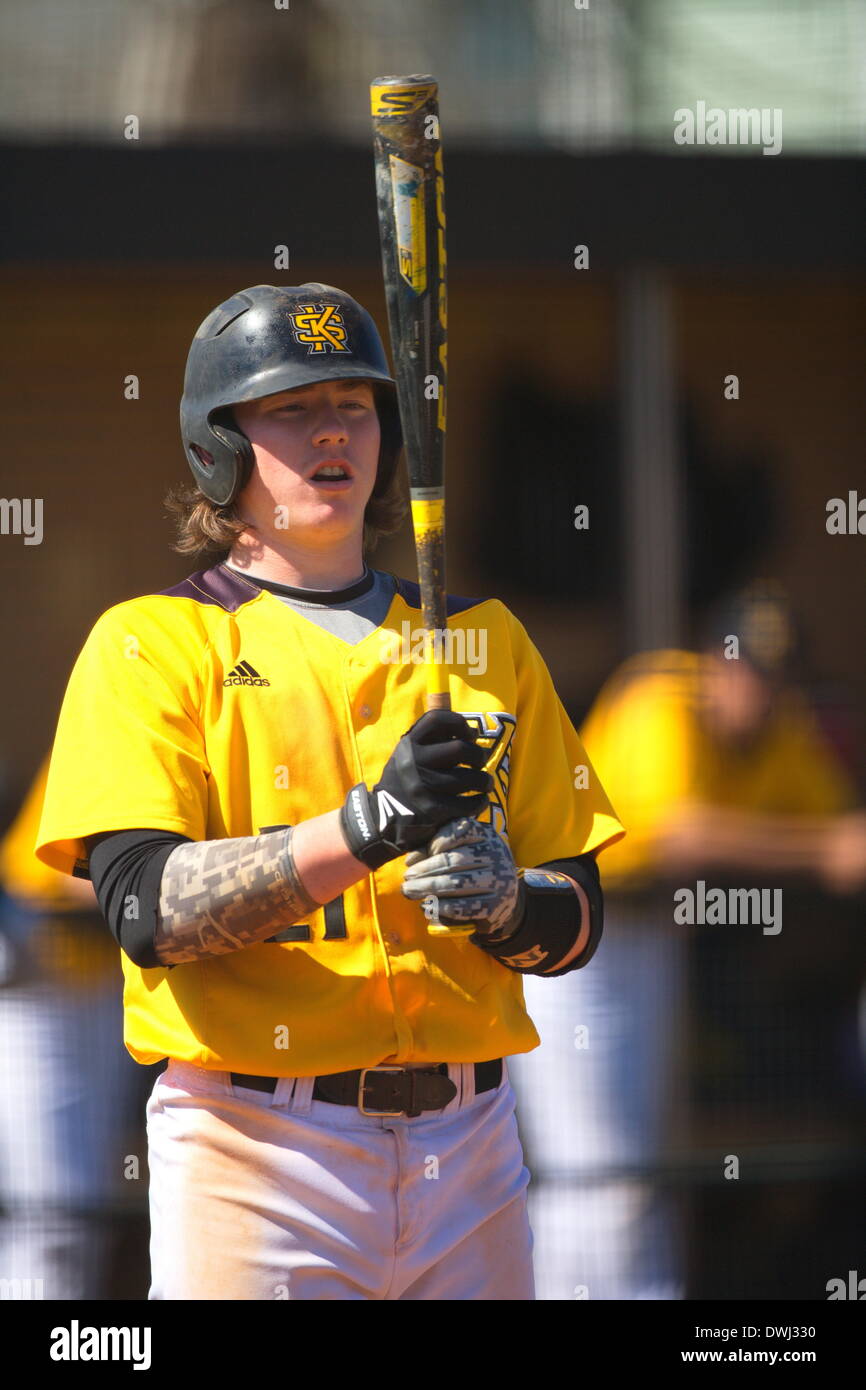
818,811,866,895
401,816,526,940
340,711,493,869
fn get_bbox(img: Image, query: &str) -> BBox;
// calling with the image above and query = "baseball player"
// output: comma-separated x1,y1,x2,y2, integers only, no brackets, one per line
36,283,624,1301
509,589,866,1300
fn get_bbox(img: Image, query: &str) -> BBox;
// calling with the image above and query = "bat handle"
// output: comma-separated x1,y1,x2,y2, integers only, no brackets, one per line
426,921,476,937
423,680,489,935
424,629,451,711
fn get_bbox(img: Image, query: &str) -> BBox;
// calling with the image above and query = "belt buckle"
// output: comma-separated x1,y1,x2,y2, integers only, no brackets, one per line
358,1066,408,1116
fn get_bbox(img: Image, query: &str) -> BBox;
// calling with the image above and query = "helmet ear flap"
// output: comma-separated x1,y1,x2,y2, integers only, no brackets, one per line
188,409,254,507
211,409,255,500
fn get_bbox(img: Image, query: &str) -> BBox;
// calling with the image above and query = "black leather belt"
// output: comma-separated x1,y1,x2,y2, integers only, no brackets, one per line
230,1059,503,1118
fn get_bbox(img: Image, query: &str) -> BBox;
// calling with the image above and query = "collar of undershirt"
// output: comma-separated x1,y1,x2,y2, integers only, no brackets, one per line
222,562,376,605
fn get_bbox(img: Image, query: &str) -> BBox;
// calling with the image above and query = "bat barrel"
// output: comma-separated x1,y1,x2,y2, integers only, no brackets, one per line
371,74,449,706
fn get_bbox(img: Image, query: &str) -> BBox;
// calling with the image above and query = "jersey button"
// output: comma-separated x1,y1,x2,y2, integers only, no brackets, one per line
387,932,400,945
359,703,372,719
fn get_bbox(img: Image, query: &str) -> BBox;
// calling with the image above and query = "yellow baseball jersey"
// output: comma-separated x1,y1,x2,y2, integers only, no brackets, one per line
579,649,856,889
36,564,623,1073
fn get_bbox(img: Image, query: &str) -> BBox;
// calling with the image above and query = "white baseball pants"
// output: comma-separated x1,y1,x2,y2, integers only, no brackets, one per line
146,1058,534,1300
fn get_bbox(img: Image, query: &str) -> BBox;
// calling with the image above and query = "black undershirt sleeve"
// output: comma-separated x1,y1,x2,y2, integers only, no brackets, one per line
85,836,602,974
85,829,192,969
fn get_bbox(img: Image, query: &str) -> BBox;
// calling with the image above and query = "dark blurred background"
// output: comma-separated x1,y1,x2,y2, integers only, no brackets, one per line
0,0,863,1301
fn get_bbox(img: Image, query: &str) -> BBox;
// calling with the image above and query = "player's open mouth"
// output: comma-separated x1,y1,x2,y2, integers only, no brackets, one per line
309,460,353,489
310,476,353,490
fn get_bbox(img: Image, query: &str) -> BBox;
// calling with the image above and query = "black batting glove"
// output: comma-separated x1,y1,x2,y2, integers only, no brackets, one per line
339,710,493,870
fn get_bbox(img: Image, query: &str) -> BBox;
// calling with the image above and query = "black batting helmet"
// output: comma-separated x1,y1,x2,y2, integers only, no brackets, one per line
180,283,402,506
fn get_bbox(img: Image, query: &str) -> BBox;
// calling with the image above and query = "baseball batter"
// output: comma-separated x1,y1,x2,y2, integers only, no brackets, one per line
36,284,624,1301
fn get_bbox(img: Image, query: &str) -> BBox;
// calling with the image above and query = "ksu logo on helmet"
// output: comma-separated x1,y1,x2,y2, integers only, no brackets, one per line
289,304,350,354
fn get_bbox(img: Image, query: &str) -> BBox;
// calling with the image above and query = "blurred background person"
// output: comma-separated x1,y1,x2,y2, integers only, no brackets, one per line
0,753,144,1300
508,581,866,1300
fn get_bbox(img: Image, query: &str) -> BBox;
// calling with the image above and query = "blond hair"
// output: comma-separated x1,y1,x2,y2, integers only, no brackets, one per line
165,461,408,564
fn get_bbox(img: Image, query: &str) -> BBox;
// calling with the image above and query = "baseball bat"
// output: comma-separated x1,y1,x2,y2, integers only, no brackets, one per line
370,74,450,714
372,76,482,938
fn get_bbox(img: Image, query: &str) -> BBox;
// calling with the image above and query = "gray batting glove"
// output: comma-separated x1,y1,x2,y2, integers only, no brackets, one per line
401,816,526,940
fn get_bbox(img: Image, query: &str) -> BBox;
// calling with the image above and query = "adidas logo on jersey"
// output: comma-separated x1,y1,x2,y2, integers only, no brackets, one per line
223,660,271,687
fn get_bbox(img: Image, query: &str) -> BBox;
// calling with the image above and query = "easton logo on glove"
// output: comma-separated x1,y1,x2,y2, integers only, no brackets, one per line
377,788,412,831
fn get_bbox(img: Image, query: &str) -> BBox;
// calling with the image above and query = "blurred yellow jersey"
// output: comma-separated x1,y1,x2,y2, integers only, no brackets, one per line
2,754,78,909
1,754,117,985
36,565,623,1073
579,649,856,889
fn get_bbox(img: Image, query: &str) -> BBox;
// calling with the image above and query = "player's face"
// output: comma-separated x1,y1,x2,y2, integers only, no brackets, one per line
699,654,774,746
231,378,381,546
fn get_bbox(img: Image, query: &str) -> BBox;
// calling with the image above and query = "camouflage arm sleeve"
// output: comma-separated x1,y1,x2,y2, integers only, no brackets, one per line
154,827,318,966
